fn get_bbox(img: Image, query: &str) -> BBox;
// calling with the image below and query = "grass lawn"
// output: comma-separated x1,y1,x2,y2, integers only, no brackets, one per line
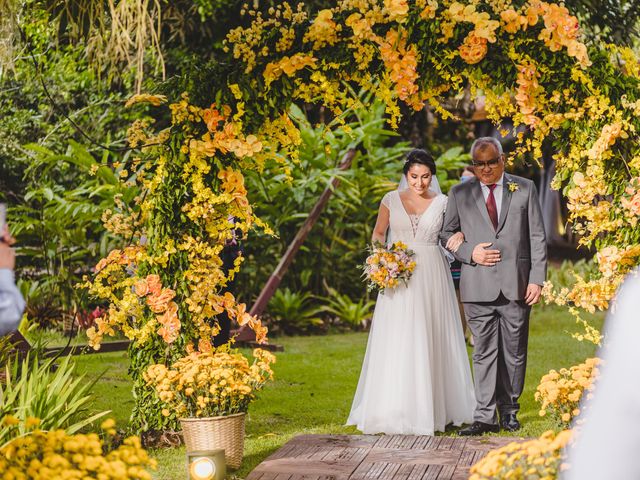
73,304,603,479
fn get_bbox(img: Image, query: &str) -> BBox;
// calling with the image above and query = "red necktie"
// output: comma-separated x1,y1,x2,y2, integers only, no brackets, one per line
486,184,498,230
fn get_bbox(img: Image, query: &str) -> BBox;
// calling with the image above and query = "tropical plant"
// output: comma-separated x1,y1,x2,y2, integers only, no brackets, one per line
266,288,325,335
1,0,335,91
544,259,599,293
0,31,137,198
564,0,640,45
0,337,14,370
322,288,375,328
1,27,140,330
17,277,63,330
237,99,408,304
9,141,136,327
0,354,109,446
434,146,472,193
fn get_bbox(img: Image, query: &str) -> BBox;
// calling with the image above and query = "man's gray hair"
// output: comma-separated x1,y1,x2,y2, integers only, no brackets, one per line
470,137,503,158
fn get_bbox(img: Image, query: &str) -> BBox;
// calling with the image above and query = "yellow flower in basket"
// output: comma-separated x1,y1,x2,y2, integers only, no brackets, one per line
144,346,275,418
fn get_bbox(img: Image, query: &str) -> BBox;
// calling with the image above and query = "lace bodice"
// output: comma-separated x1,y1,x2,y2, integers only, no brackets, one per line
381,190,447,245
408,213,421,236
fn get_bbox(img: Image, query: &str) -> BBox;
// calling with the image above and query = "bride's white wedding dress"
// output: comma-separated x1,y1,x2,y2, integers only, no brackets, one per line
347,190,475,435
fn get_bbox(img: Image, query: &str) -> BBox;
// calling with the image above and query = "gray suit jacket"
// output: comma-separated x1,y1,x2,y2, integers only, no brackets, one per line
440,174,547,303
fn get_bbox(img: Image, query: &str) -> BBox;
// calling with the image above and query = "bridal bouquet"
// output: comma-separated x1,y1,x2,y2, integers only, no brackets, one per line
363,241,416,292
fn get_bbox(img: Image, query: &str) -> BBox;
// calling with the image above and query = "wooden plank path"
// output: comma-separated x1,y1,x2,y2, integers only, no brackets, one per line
246,434,526,480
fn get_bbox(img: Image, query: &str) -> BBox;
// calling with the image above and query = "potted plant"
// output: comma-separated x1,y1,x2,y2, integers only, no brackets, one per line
144,345,275,469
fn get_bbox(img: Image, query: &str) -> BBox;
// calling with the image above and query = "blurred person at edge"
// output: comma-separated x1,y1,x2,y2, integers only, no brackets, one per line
0,224,25,336
563,272,640,480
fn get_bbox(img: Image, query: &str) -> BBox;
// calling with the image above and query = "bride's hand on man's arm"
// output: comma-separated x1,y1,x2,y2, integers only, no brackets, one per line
446,232,464,252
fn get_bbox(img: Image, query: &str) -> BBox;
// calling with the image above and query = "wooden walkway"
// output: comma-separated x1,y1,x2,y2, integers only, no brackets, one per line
246,434,525,480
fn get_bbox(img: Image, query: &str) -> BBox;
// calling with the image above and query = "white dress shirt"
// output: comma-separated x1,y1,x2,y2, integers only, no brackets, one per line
0,269,25,336
479,174,504,219
563,274,640,480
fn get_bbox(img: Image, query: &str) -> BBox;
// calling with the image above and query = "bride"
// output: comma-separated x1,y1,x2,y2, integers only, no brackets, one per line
347,148,475,435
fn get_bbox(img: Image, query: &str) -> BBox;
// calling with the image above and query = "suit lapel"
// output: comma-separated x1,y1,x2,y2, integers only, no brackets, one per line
472,180,494,230
497,174,513,233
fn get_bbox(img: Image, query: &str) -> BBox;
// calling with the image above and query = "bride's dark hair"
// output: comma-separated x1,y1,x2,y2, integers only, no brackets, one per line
403,149,436,176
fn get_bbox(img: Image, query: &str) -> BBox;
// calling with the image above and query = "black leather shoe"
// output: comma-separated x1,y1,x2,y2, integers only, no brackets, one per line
458,421,500,436
500,413,521,432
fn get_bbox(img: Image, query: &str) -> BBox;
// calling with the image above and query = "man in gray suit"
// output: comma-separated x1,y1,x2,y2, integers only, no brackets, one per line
440,137,546,435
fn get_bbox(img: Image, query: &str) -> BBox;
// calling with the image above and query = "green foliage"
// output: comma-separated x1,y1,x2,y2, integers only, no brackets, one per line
321,288,375,328
434,146,472,194
266,288,324,335
0,354,109,447
0,41,136,195
563,0,640,45
0,32,141,327
0,337,15,370
238,99,407,306
545,259,599,292
10,142,135,325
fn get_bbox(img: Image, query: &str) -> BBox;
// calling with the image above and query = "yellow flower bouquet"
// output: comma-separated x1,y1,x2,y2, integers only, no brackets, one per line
362,241,416,292
469,429,572,480
144,347,275,418
0,416,156,479
535,357,601,426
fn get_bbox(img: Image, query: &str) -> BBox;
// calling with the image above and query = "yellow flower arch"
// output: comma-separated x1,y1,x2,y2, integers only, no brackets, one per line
221,0,640,331
89,0,640,431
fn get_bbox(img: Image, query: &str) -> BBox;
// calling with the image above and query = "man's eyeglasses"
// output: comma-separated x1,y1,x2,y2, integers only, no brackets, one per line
471,156,502,169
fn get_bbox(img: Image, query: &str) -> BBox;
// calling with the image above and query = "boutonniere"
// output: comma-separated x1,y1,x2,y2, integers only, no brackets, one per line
507,181,519,192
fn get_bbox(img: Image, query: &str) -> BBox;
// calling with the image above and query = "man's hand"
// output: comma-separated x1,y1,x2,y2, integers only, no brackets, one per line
525,283,542,306
0,242,15,270
446,232,465,253
471,242,501,266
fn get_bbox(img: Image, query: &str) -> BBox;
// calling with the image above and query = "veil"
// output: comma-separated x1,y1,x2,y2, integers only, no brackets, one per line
397,173,442,194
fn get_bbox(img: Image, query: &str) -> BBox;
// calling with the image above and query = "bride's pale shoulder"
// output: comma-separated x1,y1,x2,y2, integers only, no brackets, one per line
382,190,397,200
380,190,396,207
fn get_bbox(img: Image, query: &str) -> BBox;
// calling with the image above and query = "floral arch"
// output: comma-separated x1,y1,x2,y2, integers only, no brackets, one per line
87,0,640,431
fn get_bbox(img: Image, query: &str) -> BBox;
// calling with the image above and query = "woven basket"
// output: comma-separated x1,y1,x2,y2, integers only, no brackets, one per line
180,413,245,469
